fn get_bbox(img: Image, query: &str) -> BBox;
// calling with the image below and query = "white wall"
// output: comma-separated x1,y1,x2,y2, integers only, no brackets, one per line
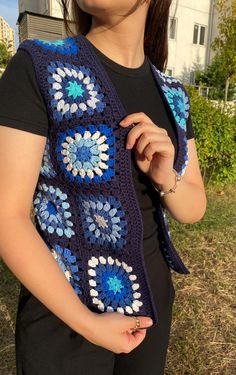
18,0,63,18
50,0,63,18
206,0,232,63
168,0,214,83
18,0,40,14
19,0,227,83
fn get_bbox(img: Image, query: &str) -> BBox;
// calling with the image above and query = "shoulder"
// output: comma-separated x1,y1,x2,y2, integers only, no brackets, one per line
153,66,183,86
17,36,79,56
152,64,189,99
152,64,189,104
4,48,31,70
152,65,190,104
150,64,191,131
1,49,35,84
151,64,190,97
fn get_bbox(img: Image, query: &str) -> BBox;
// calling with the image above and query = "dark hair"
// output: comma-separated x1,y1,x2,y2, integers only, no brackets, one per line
60,0,172,71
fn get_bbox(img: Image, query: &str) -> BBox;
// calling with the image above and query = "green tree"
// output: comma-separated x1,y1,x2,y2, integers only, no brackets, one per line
0,41,12,68
186,85,236,187
196,1,236,101
195,54,236,100
211,0,236,102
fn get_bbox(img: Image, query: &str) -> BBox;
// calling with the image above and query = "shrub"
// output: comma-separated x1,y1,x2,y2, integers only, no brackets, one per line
186,85,236,187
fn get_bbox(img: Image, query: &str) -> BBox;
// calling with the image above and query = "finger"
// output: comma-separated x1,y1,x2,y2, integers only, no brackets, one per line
119,112,153,127
135,132,169,156
126,123,168,149
143,141,175,161
126,122,162,149
124,315,153,331
127,328,147,349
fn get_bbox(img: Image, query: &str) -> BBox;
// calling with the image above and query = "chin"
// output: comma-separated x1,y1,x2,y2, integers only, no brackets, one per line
75,0,141,16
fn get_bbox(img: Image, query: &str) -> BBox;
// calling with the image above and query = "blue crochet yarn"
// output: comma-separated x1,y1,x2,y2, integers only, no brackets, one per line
156,69,181,85
88,255,143,313
47,61,106,121
161,84,190,131
33,184,75,238
50,244,82,296
78,194,128,249
17,33,193,325
56,124,116,183
40,139,56,177
33,36,79,55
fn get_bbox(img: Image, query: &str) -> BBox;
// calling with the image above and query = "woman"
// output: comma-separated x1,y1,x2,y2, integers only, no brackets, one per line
0,0,207,374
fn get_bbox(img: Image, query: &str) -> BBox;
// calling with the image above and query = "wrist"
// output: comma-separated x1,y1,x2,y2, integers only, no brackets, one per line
75,305,98,337
152,169,181,197
152,169,175,190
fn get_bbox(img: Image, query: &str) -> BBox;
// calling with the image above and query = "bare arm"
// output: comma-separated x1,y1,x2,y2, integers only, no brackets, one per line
0,126,94,336
0,125,152,354
153,138,207,224
118,112,206,225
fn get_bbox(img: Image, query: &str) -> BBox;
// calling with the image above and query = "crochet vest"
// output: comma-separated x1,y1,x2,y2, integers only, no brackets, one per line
18,34,190,326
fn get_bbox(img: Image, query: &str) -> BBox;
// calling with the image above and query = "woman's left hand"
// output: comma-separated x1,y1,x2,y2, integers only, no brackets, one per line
119,112,175,185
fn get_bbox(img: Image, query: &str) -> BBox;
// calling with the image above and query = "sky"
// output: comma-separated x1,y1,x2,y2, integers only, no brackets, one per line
0,0,19,47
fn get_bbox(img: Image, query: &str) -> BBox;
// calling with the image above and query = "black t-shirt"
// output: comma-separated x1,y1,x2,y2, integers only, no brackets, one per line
0,46,195,258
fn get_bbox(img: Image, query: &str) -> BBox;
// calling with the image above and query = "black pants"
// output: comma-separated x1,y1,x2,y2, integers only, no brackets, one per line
15,248,175,375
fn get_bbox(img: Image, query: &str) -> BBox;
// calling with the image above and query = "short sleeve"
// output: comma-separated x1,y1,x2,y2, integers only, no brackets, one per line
182,84,195,140
0,49,48,137
186,113,195,140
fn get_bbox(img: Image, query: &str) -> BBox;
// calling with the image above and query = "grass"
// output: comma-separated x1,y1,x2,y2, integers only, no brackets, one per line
165,184,236,375
0,185,235,374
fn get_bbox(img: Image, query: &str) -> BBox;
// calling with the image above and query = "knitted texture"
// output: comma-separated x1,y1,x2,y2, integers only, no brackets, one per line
18,34,191,326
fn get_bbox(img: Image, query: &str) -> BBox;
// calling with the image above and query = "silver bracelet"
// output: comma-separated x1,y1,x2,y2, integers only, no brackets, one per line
151,169,182,197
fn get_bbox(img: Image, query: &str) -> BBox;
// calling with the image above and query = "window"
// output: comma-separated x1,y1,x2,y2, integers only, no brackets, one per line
169,18,177,40
190,71,196,84
45,0,50,13
199,26,206,45
166,68,174,76
193,24,206,45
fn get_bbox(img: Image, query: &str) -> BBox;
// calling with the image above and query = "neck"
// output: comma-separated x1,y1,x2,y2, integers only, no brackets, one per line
84,4,149,69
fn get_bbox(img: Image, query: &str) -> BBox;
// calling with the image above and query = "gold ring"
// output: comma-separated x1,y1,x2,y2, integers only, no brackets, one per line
130,316,140,333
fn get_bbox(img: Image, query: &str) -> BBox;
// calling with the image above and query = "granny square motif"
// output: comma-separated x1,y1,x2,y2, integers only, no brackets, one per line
18,34,191,326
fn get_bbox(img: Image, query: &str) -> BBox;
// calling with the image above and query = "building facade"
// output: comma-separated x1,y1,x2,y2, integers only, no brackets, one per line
17,0,228,84
18,0,63,18
167,0,219,83
0,16,16,55
17,0,64,42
